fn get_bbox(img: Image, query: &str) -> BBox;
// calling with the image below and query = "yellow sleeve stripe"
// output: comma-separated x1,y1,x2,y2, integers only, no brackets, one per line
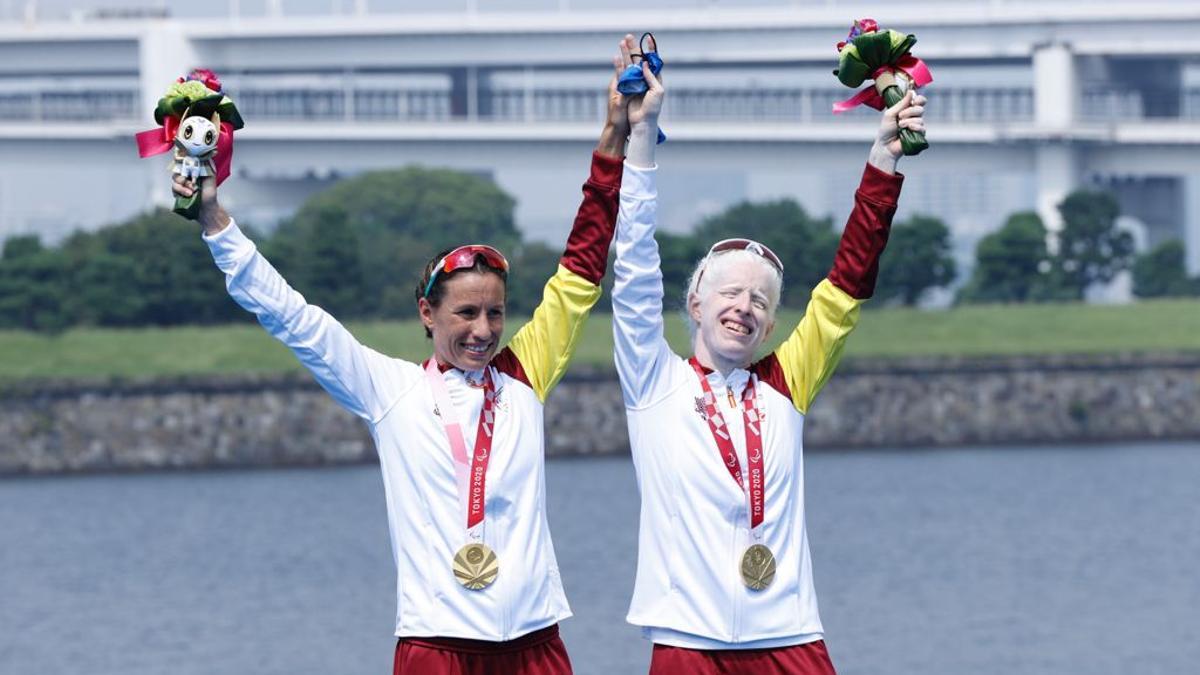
775,278,864,414
504,264,601,402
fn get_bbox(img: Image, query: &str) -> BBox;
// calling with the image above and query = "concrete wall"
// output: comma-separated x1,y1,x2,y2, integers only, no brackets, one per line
2,353,1197,475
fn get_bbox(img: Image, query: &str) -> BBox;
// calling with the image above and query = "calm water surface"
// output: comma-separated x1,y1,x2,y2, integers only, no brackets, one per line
1,442,1197,675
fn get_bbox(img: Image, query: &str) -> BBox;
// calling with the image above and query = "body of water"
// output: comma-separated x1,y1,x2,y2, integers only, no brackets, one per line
1,442,1197,674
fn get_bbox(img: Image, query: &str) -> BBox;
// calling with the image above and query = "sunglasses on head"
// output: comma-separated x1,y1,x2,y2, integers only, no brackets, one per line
696,238,784,287
422,245,510,298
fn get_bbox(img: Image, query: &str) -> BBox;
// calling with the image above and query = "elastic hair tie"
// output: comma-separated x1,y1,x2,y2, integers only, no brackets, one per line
616,31,667,145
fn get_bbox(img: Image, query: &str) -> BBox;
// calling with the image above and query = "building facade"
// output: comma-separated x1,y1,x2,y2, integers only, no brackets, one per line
1,0,1198,288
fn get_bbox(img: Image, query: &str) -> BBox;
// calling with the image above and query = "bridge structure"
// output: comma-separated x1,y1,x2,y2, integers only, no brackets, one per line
1,0,1198,289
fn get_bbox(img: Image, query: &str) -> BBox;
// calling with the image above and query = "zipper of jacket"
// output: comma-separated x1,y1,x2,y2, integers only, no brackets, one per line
498,522,511,640
491,370,510,641
731,518,744,642
728,379,744,642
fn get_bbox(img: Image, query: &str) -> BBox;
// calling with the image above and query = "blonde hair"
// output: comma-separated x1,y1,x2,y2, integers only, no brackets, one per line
683,249,783,338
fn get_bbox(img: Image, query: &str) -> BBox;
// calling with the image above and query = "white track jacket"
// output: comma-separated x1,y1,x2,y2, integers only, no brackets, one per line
205,152,622,641
612,161,903,649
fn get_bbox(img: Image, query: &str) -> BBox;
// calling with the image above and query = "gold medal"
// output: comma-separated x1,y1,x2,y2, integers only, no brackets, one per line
740,543,776,590
453,542,499,590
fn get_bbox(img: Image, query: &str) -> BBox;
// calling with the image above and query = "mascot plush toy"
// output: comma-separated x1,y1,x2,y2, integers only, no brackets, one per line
135,69,244,219
173,110,220,184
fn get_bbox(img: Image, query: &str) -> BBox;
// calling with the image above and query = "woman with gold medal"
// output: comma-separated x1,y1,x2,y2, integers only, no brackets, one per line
171,37,641,675
611,37,928,674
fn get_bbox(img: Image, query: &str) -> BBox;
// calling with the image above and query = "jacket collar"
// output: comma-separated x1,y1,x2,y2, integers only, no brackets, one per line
424,357,486,382
688,356,751,389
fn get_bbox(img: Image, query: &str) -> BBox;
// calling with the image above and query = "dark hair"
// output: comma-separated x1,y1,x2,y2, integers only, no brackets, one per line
415,247,509,338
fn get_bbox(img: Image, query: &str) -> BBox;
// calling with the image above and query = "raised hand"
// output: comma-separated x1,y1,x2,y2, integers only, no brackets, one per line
870,90,926,173
173,174,230,235
605,37,634,138
599,34,639,157
624,34,665,132
875,91,926,158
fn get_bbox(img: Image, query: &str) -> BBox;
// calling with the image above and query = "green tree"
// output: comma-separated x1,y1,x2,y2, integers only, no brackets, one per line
2,235,43,260
876,214,956,305
690,199,838,309
73,209,242,326
271,167,521,319
64,252,144,326
1132,240,1199,298
959,211,1051,303
0,235,69,332
1053,190,1134,299
655,231,709,314
266,204,370,318
504,242,565,317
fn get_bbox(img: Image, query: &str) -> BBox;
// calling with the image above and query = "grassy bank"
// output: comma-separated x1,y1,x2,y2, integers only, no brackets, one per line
1,298,1197,380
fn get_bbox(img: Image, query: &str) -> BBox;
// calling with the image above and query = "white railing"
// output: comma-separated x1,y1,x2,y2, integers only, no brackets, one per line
0,89,138,121
353,89,453,120
1081,88,1144,120
484,87,1033,124
233,86,1036,124
4,0,1191,23
1184,89,1200,119
225,85,1194,125
1082,87,1200,121
235,89,346,120
4,83,1199,126
234,87,453,121
486,89,603,122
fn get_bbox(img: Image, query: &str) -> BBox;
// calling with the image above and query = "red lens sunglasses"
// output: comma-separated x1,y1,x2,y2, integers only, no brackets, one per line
695,238,784,286
422,245,510,298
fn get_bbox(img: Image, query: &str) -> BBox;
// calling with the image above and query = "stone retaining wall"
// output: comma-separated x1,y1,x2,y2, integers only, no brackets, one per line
2,353,1197,474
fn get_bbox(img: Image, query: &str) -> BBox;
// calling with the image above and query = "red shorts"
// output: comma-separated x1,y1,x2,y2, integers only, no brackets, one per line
649,639,836,675
393,624,572,675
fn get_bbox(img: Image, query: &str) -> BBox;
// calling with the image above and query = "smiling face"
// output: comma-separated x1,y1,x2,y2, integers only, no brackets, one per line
175,116,218,157
688,253,780,373
418,271,507,371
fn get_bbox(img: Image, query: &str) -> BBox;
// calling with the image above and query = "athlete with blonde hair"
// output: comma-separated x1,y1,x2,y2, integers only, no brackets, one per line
611,36,927,674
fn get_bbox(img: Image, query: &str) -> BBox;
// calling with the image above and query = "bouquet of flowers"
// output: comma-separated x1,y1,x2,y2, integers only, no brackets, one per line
833,19,931,156
135,69,245,219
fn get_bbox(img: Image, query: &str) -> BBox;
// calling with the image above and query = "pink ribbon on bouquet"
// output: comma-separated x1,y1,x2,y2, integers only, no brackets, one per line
135,118,236,185
833,55,933,114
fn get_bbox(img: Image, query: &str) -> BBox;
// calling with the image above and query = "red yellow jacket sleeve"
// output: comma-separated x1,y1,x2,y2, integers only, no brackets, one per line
492,151,623,402
756,163,903,413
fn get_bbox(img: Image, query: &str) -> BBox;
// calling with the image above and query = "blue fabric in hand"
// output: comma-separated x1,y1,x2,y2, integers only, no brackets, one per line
616,50,663,95
617,35,667,145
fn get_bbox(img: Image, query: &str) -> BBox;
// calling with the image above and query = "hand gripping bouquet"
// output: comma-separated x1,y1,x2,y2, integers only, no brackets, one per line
135,69,245,219
833,19,932,156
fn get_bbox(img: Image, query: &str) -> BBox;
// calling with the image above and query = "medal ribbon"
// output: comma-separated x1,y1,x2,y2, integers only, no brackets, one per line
424,358,497,533
688,358,765,531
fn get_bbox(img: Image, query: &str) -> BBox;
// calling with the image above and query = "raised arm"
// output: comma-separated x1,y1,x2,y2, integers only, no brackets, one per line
611,36,672,407
761,91,925,413
493,48,631,402
178,177,410,423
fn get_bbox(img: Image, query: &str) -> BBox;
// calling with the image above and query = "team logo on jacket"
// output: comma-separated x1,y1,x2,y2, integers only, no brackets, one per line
693,396,709,421
492,386,508,413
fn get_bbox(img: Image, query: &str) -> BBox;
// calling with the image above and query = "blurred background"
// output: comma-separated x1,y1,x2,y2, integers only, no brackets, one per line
0,2,1197,674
